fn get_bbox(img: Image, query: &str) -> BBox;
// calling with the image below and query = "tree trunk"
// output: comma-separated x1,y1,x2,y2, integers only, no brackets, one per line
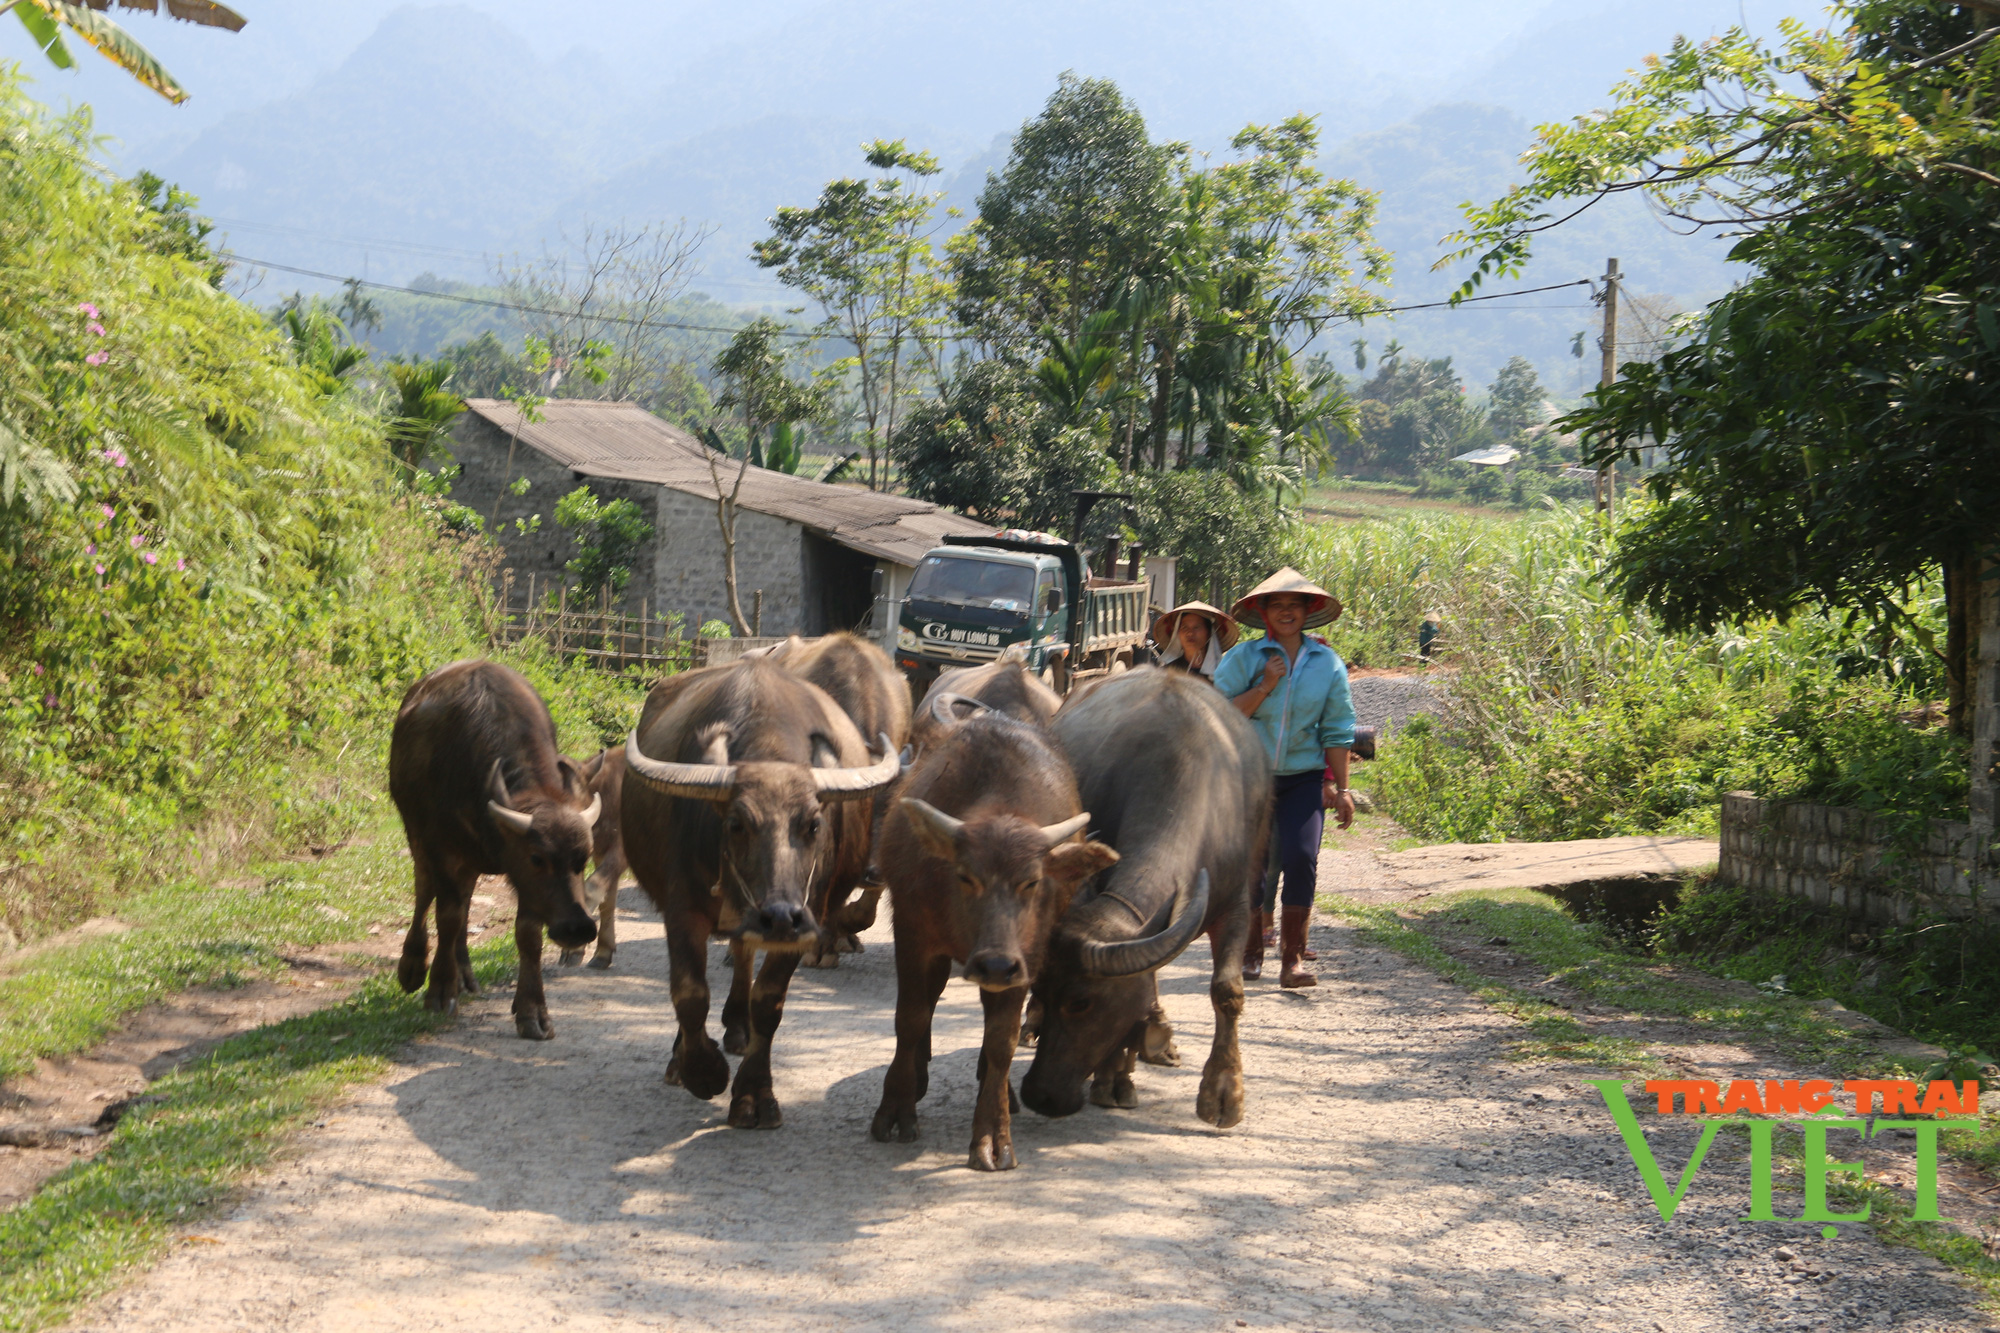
1150,336,1175,471
1970,554,1998,852
708,453,753,637
1947,551,1976,738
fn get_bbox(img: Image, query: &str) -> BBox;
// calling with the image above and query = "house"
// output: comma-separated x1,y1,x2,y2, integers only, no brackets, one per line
445,398,994,648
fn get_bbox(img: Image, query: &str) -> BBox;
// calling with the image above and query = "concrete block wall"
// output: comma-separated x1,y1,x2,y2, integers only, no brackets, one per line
647,486,805,637
1719,791,1996,923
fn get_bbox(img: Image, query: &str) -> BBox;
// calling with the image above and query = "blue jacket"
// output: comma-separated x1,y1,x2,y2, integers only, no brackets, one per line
1211,636,1356,776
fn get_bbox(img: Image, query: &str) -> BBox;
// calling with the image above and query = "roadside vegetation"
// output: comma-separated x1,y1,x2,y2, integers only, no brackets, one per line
1290,505,1966,842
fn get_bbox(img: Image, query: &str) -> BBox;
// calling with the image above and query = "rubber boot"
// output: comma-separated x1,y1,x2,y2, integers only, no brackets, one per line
1242,914,1266,980
1279,906,1317,989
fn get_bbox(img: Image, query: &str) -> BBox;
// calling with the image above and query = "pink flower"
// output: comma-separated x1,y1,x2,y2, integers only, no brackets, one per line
101,505,115,519
87,322,106,337
175,558,186,572
44,693,56,707
142,551,159,565
98,447,127,469
29,663,42,676
93,564,104,575
85,351,108,367
78,302,99,318
84,543,95,555
129,534,143,548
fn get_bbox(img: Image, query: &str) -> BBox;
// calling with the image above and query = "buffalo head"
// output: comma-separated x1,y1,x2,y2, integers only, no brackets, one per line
486,757,603,950
900,800,1118,991
625,723,899,947
1019,869,1210,1118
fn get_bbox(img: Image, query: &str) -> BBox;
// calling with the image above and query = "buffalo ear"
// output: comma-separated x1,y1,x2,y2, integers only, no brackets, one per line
580,749,608,783
1043,840,1119,884
899,798,964,862
556,756,587,798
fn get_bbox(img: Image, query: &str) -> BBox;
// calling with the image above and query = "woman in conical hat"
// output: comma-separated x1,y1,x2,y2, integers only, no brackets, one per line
1212,567,1355,989
1150,601,1238,680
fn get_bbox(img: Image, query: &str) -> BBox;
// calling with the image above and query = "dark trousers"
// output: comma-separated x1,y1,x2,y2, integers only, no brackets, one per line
1260,770,1324,910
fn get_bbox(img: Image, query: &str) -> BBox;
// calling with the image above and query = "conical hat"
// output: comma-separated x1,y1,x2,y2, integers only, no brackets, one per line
1150,601,1240,653
1230,567,1342,630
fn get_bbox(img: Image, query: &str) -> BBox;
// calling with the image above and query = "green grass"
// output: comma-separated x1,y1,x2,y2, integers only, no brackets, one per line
0,940,515,1332
0,813,410,1083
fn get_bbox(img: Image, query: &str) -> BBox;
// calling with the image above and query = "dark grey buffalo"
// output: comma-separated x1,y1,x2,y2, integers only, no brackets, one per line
1020,668,1272,1127
622,659,900,1129
906,660,1061,761
557,746,627,969
871,711,1117,1170
388,659,603,1040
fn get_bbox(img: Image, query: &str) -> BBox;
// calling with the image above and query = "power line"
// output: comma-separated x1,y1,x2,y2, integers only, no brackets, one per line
220,253,1598,341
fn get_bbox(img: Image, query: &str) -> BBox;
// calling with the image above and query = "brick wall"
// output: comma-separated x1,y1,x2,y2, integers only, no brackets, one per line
646,485,804,635
1718,791,1996,922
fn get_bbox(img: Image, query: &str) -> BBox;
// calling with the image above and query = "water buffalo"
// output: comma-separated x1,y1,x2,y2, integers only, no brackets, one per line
388,660,603,1040
871,712,1118,1170
746,633,911,965
1020,668,1271,1127
622,658,899,1129
906,660,1061,760
557,746,627,970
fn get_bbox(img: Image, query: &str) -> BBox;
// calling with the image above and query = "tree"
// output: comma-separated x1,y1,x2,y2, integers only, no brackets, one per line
952,73,1177,345
1446,0,2000,738
1486,357,1546,440
893,359,1111,528
383,360,466,474
554,486,653,595
4,0,243,104
754,140,949,490
706,319,832,634
495,220,710,408
275,300,366,396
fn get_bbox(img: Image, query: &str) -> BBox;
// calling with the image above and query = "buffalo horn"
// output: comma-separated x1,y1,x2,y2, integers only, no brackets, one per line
811,733,901,801
580,792,602,827
1037,812,1091,846
1076,869,1211,979
928,690,989,730
488,801,534,836
622,728,739,800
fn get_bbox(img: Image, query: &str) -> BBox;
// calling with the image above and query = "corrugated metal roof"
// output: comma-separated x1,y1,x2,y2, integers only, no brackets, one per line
463,397,992,567
462,398,709,471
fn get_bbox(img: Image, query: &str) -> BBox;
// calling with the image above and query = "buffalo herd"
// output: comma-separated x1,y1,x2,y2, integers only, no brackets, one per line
387,635,1273,1170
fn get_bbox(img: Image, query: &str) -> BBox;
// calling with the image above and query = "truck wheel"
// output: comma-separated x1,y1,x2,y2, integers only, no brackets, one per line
1110,651,1131,676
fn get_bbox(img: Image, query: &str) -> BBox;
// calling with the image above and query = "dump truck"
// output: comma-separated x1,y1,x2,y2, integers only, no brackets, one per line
893,534,1151,695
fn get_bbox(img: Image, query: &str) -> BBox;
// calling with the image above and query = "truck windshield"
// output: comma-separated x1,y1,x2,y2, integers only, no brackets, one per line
908,556,1036,612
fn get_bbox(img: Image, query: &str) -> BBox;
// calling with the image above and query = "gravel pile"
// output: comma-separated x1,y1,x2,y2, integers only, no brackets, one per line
1349,672,1444,733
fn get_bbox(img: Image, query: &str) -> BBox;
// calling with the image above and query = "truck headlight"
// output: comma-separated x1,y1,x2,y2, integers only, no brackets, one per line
897,627,919,651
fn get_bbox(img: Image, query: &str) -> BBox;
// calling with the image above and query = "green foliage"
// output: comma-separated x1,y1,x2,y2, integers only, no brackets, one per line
1288,505,1964,842
553,486,653,595
711,317,832,464
6,0,243,105
382,358,466,473
1129,467,1293,609
892,359,1113,528
1448,2,2000,731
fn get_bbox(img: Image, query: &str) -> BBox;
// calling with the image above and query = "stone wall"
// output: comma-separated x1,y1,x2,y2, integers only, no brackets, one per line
1719,791,1996,922
647,485,804,636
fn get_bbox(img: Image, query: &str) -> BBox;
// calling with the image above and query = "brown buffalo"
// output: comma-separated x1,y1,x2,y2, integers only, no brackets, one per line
388,660,602,1040
871,712,1117,1170
740,633,911,966
1020,668,1271,1127
557,746,627,969
622,659,899,1128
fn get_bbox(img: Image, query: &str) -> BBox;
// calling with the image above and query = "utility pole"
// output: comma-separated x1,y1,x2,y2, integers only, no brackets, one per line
1596,257,1620,516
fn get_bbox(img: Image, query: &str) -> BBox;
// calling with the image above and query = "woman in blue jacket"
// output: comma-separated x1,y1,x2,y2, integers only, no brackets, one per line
1213,568,1356,988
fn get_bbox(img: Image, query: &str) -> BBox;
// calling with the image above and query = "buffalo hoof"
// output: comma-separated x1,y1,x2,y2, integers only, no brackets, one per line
586,949,615,971
556,947,584,967
1091,1071,1137,1109
1197,1065,1245,1129
729,1092,782,1129
679,1044,731,1101
802,950,841,970
397,953,427,994
722,1019,749,1056
871,1104,919,1144
422,989,457,1016
515,1009,554,1041
834,931,864,955
969,1136,1017,1172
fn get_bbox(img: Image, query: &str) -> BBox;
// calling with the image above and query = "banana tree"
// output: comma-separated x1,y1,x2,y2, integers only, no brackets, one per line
5,0,245,105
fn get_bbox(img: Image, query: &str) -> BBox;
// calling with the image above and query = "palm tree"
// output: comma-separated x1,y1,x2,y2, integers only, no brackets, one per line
4,0,245,105
385,361,467,474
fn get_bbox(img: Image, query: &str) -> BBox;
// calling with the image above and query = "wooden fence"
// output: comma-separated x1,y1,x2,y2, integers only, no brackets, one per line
493,572,705,673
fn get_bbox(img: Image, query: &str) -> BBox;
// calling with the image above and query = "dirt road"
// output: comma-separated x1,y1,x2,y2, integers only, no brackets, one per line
78,897,1991,1333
